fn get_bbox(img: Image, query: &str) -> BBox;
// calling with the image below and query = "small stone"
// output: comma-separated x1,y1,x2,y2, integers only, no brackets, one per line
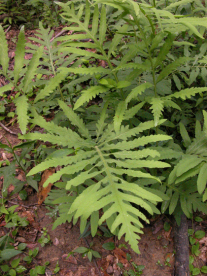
106,265,113,274
16,237,26,243
53,237,59,246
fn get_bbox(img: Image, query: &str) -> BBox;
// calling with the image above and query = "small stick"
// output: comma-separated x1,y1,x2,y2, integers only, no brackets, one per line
50,29,68,42
0,122,18,136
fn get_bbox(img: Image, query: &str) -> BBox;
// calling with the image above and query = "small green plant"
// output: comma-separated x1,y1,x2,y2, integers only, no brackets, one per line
0,140,38,196
118,254,145,276
70,242,101,262
188,228,207,275
164,257,171,267
53,261,60,274
38,227,51,247
156,260,163,267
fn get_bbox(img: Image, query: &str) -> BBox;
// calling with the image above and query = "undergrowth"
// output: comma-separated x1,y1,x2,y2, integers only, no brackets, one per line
0,0,207,256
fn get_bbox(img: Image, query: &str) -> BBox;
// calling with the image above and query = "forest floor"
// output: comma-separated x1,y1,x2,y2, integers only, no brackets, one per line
0,27,207,276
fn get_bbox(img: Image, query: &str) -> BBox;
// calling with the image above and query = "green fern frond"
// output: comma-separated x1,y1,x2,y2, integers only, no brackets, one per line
60,67,111,76
59,100,90,138
113,63,149,71
179,123,191,148
150,97,164,127
23,46,43,93
163,100,181,110
99,5,107,45
164,0,194,11
102,134,172,151
126,82,153,104
166,87,207,100
29,108,83,143
114,101,126,133
15,95,29,135
0,83,13,96
156,57,189,84
108,24,128,58
59,47,106,60
74,86,109,110
154,33,175,68
0,25,9,75
13,26,26,85
35,70,69,102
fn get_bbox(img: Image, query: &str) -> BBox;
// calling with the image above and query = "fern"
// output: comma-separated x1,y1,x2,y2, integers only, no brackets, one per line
24,102,171,253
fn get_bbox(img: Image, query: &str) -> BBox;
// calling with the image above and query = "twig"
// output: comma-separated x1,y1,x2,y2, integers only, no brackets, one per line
5,117,17,127
50,29,68,42
5,25,11,33
0,122,18,136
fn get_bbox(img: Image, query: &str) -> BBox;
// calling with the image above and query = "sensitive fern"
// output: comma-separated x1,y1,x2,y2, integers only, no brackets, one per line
24,101,171,253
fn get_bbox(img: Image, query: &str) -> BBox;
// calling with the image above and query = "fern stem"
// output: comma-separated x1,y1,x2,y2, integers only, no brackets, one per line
48,47,65,102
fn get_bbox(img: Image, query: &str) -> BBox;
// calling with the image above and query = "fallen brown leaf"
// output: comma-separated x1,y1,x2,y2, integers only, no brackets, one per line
113,248,128,265
62,254,78,265
38,168,55,204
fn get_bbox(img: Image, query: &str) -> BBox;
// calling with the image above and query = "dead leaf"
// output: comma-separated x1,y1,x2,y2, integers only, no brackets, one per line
16,237,26,243
20,211,35,224
199,237,207,246
59,269,74,276
7,184,15,193
199,246,207,262
53,237,59,246
62,254,78,265
113,248,128,265
26,243,38,249
38,168,55,204
162,228,172,241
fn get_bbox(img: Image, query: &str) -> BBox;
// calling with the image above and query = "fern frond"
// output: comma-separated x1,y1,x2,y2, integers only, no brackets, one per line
197,163,207,194
60,67,111,76
126,82,153,104
114,101,126,133
23,46,43,93
154,33,175,68
179,123,191,148
96,102,109,139
0,83,13,96
164,0,194,11
113,149,160,159
124,102,145,121
163,100,181,110
99,5,107,45
13,26,26,85
0,25,9,75
102,134,172,151
34,71,68,102
74,86,109,110
150,97,164,127
59,47,106,60
58,100,90,138
108,24,128,58
156,57,189,84
113,63,149,71
27,150,96,176
15,95,29,135
166,87,207,100
29,108,83,143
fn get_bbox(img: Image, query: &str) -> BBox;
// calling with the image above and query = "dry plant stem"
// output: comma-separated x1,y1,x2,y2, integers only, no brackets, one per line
50,29,68,42
0,121,18,135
